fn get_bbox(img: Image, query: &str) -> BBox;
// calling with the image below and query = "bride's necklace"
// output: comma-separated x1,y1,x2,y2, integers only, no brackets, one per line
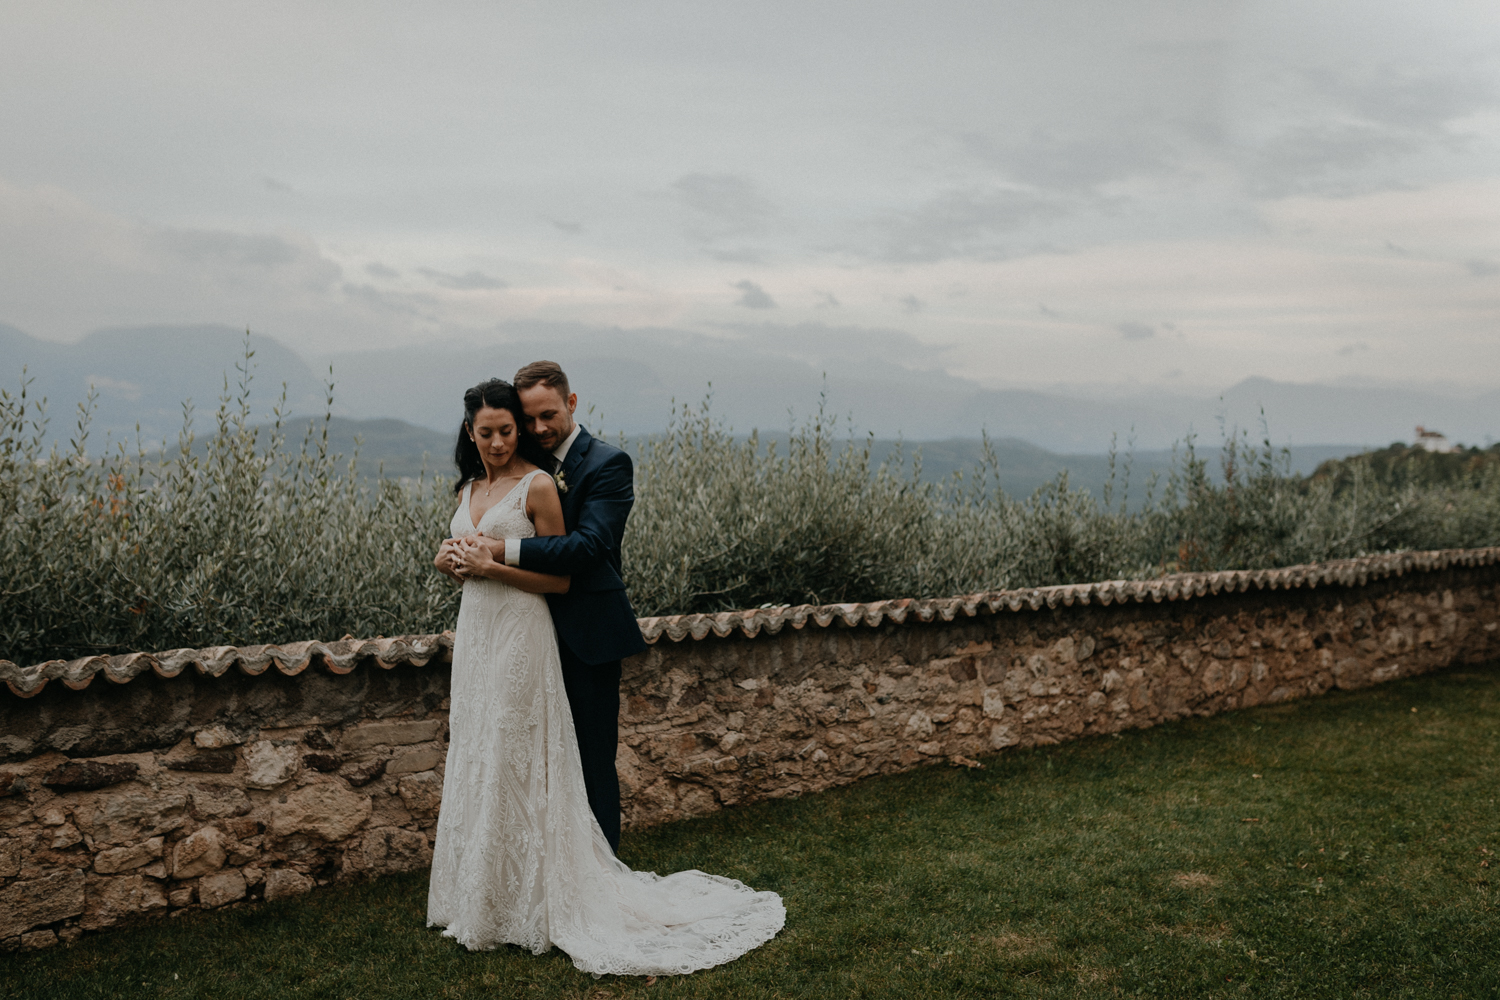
481,464,516,497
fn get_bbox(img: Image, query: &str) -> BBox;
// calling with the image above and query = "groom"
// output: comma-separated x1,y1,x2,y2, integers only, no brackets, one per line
491,361,647,854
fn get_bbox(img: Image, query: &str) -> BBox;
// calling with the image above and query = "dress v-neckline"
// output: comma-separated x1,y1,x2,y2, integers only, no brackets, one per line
466,471,533,532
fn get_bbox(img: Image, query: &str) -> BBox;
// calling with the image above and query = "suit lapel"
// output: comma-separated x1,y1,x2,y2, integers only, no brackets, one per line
563,425,592,478
559,426,592,524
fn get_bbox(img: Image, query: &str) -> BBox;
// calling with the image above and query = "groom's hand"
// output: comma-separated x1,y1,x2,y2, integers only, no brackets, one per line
453,536,497,579
472,532,508,565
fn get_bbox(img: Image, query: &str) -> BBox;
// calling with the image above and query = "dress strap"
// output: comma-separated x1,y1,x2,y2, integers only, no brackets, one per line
514,468,547,505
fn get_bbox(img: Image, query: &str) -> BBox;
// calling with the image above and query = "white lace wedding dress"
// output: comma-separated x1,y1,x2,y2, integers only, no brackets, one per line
427,471,785,976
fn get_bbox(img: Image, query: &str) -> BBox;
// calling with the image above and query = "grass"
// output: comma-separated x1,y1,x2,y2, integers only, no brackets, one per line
5,665,1498,1000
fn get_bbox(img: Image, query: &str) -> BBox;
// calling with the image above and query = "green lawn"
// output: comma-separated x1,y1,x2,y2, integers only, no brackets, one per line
5,664,1497,1000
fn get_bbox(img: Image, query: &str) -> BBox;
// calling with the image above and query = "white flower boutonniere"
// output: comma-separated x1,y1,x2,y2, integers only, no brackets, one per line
554,470,569,495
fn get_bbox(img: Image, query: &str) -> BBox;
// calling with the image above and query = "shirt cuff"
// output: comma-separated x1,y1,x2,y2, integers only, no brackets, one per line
504,538,522,567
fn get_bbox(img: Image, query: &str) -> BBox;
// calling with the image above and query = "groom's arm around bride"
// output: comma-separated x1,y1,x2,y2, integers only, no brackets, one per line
491,361,647,853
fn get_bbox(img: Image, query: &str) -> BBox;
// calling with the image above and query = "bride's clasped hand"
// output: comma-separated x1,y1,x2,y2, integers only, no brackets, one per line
436,533,517,583
424,364,784,977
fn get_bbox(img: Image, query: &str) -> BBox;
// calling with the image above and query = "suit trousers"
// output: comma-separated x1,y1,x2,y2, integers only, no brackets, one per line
558,642,623,854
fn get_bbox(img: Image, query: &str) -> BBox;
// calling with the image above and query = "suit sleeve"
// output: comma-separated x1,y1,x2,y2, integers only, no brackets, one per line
517,450,634,578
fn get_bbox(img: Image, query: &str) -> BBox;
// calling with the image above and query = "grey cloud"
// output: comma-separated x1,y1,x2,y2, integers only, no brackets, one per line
967,53,1499,205
1337,341,1371,356
1317,64,1493,135
1465,259,1499,277
6,3,1498,382
154,228,302,268
1240,64,1496,198
964,129,1170,195
732,280,776,309
862,188,1067,263
900,295,924,314
673,174,777,256
674,174,774,228
814,291,839,309
704,246,768,264
1244,122,1426,198
955,35,1230,198
146,226,342,294
1118,322,1155,341
342,283,431,317
365,262,400,279
417,268,507,290
0,177,408,349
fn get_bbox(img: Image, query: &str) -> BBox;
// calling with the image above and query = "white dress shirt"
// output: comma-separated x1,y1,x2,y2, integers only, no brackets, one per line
504,422,579,567
551,422,582,463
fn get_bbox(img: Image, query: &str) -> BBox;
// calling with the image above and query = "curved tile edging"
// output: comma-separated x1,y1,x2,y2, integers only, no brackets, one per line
1,634,454,699
637,547,1500,642
5,546,1497,699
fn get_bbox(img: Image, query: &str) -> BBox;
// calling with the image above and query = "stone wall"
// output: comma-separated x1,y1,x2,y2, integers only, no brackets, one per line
2,549,1497,950
0,665,449,950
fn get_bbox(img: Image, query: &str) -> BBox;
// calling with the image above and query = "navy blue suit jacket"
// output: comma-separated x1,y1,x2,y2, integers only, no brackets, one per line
518,426,648,666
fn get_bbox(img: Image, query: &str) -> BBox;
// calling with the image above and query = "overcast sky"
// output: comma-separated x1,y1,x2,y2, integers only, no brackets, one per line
2,0,1498,394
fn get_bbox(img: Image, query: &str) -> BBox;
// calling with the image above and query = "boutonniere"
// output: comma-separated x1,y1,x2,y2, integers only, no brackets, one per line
554,470,569,495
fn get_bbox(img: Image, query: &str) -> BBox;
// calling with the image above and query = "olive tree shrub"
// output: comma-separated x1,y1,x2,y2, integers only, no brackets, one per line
1,360,457,665
4,362,1498,665
624,397,932,616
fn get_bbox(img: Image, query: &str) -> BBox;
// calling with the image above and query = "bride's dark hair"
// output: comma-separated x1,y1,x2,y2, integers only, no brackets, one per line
453,379,556,494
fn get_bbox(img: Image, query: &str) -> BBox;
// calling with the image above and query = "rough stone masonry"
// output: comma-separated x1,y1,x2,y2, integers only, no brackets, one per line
1,549,1496,950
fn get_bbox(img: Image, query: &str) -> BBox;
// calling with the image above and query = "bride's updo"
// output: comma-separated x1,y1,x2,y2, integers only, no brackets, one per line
453,379,557,494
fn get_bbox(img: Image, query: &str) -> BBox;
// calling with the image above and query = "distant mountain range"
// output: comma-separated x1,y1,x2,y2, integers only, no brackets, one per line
164,415,1363,505
1,323,326,444
4,322,1496,458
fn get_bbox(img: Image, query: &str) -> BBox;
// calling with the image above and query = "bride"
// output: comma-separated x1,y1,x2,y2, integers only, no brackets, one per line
427,378,784,976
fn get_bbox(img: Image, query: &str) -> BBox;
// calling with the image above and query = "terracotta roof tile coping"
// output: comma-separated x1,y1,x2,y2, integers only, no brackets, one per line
4,547,1497,698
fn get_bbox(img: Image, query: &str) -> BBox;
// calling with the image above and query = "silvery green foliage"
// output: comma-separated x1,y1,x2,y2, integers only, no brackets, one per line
3,364,1498,664
1144,429,1500,574
1,356,459,665
624,396,933,615
624,402,1500,616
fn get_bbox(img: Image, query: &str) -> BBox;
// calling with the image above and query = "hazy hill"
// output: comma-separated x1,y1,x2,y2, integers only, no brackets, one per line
235,416,1363,505
315,325,1500,452
0,312,1386,498
1,323,326,444
265,416,458,481
4,323,1494,457
314,324,1207,450
860,438,1364,501
1308,442,1500,493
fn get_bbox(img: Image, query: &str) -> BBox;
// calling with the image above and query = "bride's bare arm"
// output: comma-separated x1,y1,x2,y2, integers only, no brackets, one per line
524,472,566,538
477,474,565,560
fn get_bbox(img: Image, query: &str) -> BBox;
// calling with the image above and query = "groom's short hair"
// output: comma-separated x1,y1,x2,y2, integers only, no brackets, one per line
514,360,570,398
